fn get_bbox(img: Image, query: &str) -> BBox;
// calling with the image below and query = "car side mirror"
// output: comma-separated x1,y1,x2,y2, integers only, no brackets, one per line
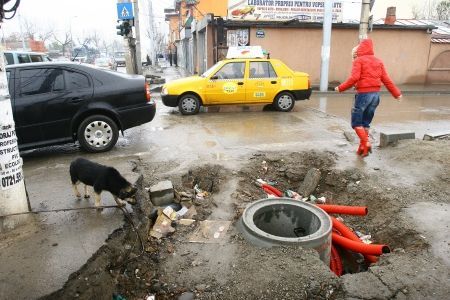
210,75,218,80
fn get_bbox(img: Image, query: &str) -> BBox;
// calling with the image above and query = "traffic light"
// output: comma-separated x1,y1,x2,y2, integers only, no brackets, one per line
123,21,131,36
116,21,124,36
116,20,132,36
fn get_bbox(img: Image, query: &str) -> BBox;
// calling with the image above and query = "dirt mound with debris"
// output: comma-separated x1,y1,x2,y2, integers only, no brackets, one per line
42,144,450,300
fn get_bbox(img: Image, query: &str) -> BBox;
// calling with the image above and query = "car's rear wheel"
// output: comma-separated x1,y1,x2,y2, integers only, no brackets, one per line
274,92,295,112
178,94,200,115
77,115,119,152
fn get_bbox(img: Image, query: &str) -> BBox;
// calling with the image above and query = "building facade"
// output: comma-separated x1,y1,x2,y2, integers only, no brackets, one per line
165,2,450,85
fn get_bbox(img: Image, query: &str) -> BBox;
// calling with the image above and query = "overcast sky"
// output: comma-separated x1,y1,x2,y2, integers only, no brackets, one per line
0,0,422,46
0,0,171,43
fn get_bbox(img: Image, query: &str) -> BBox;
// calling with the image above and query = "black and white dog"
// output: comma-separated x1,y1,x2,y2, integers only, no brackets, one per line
70,158,137,208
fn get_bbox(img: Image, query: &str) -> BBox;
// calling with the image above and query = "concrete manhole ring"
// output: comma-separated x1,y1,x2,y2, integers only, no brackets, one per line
239,198,332,263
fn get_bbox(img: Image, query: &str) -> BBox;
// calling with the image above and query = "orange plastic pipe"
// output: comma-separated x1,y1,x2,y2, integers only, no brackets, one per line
330,245,343,276
331,217,378,264
332,232,390,256
329,249,337,275
262,184,283,197
317,204,368,216
262,186,279,197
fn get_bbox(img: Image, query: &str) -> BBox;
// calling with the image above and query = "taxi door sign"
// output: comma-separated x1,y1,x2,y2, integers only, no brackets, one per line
223,82,238,94
117,3,134,20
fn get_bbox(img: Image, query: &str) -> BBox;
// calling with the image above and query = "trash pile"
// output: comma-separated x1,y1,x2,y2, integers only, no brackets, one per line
147,180,205,240
254,161,391,277
146,169,229,245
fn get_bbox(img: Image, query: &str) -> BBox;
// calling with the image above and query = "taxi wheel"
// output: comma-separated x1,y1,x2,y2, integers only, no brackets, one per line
179,94,200,115
274,92,295,112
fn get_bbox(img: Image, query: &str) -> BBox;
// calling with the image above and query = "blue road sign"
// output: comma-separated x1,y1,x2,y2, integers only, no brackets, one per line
117,3,134,20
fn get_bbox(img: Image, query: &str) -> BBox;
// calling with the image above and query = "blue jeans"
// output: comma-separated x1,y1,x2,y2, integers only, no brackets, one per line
351,92,380,128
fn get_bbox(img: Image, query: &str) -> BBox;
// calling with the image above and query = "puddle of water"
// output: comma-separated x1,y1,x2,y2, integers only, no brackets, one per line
204,141,217,148
209,177,239,220
306,94,450,124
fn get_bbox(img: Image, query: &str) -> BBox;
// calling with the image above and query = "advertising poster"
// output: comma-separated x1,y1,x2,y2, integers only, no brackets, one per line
227,28,250,47
228,0,343,22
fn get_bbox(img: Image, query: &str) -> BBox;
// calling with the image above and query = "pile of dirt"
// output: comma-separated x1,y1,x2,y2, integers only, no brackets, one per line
42,144,450,299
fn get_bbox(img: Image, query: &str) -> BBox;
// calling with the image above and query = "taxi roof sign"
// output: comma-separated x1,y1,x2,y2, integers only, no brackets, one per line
226,46,264,59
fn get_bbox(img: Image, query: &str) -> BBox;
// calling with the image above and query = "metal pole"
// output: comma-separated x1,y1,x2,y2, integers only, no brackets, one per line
359,0,371,40
18,12,26,50
148,0,155,65
319,0,333,92
133,0,142,74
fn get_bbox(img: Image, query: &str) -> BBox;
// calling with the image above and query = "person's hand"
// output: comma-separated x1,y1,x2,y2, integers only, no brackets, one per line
334,87,340,92
396,95,402,101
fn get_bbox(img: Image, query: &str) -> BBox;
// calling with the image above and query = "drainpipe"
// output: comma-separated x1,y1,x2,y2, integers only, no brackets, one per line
212,15,217,64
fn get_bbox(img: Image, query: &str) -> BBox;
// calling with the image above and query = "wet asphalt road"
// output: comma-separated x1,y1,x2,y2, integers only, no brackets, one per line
1,66,449,299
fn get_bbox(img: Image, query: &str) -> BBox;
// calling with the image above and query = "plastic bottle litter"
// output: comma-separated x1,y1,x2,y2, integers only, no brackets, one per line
261,161,268,173
317,196,326,204
284,189,302,200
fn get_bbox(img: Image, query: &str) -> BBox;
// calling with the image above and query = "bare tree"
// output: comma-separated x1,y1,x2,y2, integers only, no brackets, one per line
436,0,450,20
37,25,54,44
52,31,72,56
412,0,449,20
89,31,101,49
77,36,91,47
22,18,36,39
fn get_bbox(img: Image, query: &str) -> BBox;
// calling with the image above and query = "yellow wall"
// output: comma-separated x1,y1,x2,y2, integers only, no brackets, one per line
194,1,227,18
168,15,179,45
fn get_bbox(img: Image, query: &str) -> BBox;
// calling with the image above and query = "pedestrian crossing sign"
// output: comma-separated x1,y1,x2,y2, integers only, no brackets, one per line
117,3,134,20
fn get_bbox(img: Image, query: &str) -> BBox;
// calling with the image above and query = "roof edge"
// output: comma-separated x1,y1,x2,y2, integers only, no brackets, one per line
222,20,437,31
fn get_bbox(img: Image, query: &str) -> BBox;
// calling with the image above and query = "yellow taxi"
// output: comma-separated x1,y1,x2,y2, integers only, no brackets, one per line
161,46,312,115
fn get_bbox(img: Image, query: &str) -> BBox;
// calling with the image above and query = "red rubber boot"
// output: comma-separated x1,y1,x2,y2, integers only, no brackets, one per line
354,127,370,157
365,128,372,154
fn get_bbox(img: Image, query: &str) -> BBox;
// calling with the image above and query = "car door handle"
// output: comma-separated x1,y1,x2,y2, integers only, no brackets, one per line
69,97,84,103
237,82,244,85
271,81,277,84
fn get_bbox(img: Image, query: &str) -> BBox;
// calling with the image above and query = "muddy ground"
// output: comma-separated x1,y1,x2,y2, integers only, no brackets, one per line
43,139,450,300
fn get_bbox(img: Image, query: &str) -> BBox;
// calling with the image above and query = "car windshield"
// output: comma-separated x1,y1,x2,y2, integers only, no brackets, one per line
201,62,222,78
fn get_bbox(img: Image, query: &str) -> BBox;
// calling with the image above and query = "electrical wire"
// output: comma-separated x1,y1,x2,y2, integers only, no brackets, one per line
112,205,146,269
1,0,20,21
0,204,120,217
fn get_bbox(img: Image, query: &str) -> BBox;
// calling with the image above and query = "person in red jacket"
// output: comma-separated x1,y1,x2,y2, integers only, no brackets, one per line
336,38,402,157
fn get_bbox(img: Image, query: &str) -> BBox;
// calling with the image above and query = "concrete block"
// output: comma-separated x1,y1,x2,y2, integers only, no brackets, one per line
379,132,415,147
149,180,174,206
423,132,450,141
298,168,321,197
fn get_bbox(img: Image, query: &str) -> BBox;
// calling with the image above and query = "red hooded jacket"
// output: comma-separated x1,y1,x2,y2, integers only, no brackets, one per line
337,39,401,98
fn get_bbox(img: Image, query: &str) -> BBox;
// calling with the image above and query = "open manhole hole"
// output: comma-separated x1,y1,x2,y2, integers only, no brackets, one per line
238,198,332,264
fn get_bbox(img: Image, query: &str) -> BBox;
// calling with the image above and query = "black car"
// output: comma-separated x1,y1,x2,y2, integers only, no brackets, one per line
6,62,155,152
